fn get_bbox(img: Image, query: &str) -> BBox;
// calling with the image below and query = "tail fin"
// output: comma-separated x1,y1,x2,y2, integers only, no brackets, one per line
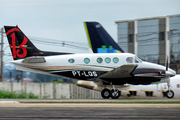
4,26,71,60
84,22,124,53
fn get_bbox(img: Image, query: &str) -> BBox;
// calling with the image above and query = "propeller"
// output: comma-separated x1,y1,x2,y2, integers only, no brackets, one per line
165,56,173,98
166,56,168,72
165,56,172,76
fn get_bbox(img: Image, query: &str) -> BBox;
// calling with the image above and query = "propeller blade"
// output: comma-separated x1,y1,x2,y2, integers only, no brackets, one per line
166,56,168,71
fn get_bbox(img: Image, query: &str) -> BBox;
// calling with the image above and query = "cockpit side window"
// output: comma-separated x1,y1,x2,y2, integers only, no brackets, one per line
177,84,180,88
135,56,142,63
135,58,139,63
126,57,133,63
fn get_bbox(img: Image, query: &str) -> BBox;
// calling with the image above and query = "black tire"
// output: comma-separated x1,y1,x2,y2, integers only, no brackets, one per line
166,90,174,99
110,89,121,99
101,89,111,99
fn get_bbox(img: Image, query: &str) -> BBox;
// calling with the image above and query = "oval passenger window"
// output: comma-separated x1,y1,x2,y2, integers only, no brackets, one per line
105,57,111,63
97,57,103,63
84,58,90,64
113,57,119,63
68,59,75,63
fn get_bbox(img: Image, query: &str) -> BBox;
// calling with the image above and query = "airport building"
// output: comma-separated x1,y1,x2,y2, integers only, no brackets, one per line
116,14,180,74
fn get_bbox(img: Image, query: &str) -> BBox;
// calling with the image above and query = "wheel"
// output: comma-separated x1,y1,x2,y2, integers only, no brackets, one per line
166,90,174,99
110,89,121,99
101,89,111,99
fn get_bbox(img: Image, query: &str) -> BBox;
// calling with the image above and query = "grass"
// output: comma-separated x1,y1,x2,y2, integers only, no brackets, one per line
0,89,38,99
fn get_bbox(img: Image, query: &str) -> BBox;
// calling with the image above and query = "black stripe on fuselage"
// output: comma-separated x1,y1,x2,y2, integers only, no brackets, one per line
51,70,107,81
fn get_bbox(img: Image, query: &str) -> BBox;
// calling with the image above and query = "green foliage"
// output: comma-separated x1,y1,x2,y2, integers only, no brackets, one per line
0,89,38,99
43,95,51,99
51,79,64,83
61,95,66,99
73,80,77,84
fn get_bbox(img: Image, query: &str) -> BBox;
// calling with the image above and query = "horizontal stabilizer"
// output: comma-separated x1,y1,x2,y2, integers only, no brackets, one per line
22,57,46,63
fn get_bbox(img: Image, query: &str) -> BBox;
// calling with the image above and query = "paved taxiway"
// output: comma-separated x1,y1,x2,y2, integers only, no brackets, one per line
1,98,180,103
0,99,180,119
0,106,180,119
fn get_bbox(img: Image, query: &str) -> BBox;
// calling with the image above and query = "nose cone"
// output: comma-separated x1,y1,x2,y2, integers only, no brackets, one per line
140,61,176,77
167,68,176,76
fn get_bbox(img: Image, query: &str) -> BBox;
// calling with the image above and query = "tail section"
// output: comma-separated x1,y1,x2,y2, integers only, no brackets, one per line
84,22,124,53
4,26,71,60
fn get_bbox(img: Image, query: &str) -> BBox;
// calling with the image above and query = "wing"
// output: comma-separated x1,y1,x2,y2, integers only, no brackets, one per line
22,57,46,63
99,64,138,79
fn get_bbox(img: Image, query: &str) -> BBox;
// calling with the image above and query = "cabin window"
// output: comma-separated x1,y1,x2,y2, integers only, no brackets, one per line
177,84,180,88
97,57,103,63
84,58,90,64
105,57,111,63
126,57,133,63
113,57,119,63
68,59,75,63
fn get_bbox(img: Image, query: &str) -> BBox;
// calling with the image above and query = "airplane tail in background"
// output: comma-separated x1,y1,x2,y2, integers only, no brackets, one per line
84,22,124,53
4,26,71,60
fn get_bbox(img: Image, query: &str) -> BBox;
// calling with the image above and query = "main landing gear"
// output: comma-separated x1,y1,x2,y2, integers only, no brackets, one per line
101,85,121,99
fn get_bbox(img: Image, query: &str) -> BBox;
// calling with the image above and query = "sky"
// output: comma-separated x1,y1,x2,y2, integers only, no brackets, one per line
0,0,180,63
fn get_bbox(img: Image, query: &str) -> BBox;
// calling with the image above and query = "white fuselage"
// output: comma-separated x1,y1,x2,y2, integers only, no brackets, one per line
11,53,176,83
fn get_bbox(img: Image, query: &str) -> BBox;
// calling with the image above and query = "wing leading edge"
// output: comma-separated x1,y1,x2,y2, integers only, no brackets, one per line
99,64,138,79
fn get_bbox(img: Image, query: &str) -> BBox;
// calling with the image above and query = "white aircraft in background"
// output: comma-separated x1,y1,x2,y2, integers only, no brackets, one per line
79,21,180,98
124,75,180,98
4,25,176,99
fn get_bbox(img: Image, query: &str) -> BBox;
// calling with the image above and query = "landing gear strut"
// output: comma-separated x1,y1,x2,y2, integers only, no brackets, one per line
110,89,120,99
110,84,121,99
166,78,174,99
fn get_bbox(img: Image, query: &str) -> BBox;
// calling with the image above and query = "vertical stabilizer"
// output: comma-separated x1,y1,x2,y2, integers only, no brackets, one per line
84,22,124,53
4,26,71,60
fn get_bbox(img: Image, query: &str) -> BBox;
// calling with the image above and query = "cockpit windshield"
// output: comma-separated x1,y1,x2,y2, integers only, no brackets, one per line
135,56,142,63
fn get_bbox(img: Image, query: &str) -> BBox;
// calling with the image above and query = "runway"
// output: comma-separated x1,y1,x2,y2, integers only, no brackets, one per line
0,99,180,119
0,107,180,119
1,98,180,103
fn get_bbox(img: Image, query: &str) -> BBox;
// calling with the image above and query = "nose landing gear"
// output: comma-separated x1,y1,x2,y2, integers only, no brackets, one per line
166,79,174,99
166,90,174,98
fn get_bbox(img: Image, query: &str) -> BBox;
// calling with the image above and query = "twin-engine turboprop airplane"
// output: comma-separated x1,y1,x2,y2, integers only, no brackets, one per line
4,25,176,99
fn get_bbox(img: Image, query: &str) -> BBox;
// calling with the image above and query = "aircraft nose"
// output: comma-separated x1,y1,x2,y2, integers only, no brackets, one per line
166,68,176,76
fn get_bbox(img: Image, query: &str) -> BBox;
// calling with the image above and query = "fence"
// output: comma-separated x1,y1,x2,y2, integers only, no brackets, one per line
0,82,101,99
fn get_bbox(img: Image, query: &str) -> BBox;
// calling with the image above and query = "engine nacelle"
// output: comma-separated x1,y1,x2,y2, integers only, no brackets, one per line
77,80,102,91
